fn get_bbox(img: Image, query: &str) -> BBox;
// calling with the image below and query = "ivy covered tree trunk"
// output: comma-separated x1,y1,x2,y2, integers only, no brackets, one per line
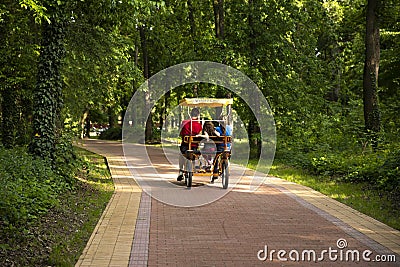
363,0,381,147
29,11,65,161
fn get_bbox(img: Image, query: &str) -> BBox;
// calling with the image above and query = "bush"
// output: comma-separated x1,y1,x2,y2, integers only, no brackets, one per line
376,150,400,192
0,147,68,228
147,126,161,143
54,134,79,182
99,127,122,140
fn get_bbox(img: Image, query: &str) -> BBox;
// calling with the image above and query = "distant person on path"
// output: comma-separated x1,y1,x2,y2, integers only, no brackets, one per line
177,108,202,181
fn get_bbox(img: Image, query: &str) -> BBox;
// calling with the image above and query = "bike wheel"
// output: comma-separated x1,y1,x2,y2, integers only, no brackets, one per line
186,171,192,188
185,160,193,188
221,160,229,189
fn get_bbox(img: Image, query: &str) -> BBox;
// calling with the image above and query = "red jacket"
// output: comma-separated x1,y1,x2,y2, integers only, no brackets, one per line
180,119,202,147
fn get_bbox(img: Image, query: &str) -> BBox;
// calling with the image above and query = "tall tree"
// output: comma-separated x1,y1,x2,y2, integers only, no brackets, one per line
363,0,381,143
29,3,66,161
246,0,262,159
140,25,154,141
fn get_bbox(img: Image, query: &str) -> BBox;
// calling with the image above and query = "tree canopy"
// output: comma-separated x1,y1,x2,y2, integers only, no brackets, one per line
0,0,399,184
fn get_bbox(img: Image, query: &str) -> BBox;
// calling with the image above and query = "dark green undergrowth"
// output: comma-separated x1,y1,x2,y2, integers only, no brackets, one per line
99,127,122,140
0,147,71,230
0,146,113,266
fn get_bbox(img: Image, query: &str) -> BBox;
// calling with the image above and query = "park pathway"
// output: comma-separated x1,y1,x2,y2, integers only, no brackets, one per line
74,140,143,266
75,139,400,266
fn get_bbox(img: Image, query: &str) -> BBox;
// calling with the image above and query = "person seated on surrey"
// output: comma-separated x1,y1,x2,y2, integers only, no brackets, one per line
215,121,232,152
177,108,202,181
200,120,220,164
211,120,232,183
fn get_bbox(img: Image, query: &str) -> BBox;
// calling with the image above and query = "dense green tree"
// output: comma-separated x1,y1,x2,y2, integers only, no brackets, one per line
0,1,39,147
29,2,67,161
363,0,381,146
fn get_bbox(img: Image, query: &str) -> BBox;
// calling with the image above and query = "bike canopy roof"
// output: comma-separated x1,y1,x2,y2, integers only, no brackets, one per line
179,98,233,108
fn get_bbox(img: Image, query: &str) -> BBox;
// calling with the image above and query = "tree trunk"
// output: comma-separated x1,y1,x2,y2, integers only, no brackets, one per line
163,90,171,132
188,0,197,55
140,26,153,141
29,8,65,161
80,109,89,139
247,0,261,159
212,0,224,39
145,92,153,141
85,114,91,138
134,44,139,66
139,26,149,79
363,0,381,145
108,107,116,128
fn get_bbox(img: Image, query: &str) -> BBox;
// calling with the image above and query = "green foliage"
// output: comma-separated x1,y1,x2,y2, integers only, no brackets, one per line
0,147,68,228
99,127,122,140
0,129,78,231
0,147,113,266
19,0,50,23
375,150,400,194
148,126,161,143
0,0,38,148
54,133,78,180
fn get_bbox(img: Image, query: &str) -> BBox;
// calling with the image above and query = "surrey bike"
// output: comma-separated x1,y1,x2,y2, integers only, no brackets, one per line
179,98,232,189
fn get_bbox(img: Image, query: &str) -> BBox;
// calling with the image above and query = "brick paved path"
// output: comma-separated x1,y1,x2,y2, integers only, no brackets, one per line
75,140,142,266
76,139,400,266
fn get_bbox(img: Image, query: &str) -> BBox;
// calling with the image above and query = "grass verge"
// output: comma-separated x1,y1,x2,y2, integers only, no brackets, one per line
0,147,114,266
